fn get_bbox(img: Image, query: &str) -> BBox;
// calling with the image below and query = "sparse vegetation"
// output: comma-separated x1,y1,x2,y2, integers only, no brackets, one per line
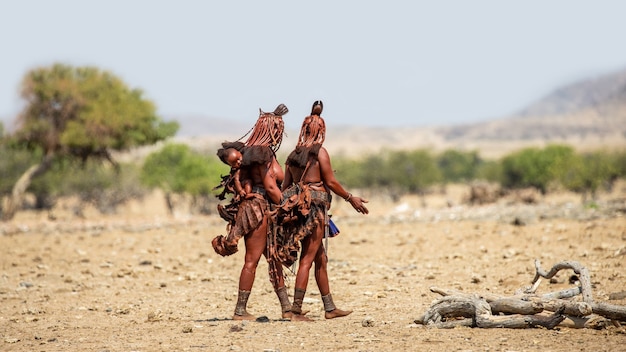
1,63,625,219
331,145,625,204
3,138,624,219
140,143,225,215
1,63,178,220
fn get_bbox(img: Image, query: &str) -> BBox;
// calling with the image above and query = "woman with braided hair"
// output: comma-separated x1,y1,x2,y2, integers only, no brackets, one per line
212,104,292,320
277,100,369,321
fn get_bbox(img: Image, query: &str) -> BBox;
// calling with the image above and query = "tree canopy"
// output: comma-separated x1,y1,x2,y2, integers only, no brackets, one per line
1,63,179,220
13,63,178,161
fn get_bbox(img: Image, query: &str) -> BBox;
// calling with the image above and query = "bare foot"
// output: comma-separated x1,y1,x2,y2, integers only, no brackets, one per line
325,308,352,319
282,309,310,319
291,313,314,322
232,312,256,321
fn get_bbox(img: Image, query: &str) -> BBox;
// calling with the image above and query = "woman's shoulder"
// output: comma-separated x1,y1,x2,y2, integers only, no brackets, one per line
317,146,330,159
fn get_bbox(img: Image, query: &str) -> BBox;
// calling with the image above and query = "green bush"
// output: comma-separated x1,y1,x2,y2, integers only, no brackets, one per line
437,149,482,183
388,149,441,193
501,144,577,194
27,158,146,213
330,155,365,188
474,159,503,183
328,149,441,195
560,150,624,200
140,143,225,196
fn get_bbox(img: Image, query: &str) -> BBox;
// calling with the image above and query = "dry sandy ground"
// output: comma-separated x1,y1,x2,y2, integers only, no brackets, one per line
1,187,625,352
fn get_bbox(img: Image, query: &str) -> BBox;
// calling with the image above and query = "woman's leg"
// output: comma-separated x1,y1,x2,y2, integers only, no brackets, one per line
239,219,267,290
313,238,330,296
290,215,324,321
294,219,323,290
311,217,352,319
233,217,268,320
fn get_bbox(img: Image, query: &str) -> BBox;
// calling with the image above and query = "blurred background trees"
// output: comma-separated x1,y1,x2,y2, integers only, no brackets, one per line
4,121,625,220
1,63,178,220
140,143,226,215
331,145,626,204
1,63,625,221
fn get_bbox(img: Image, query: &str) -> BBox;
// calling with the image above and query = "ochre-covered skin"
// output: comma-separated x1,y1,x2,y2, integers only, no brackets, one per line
212,104,291,320
275,100,369,321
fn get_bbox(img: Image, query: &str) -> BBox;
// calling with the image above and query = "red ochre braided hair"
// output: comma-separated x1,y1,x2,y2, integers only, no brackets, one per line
296,100,325,148
286,100,326,168
243,103,288,151
236,103,288,166
214,104,288,196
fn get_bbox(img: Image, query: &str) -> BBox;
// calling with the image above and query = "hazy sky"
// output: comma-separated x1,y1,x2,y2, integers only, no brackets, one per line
2,1,626,132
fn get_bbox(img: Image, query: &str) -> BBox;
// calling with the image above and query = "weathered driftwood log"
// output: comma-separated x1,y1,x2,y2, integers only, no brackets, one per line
540,287,582,300
416,295,564,329
528,298,593,317
423,260,626,329
591,302,626,321
489,298,543,315
421,295,491,324
532,260,593,303
475,309,564,329
430,286,590,316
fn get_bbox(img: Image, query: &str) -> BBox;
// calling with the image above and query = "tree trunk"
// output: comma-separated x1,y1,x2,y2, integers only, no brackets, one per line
164,192,174,216
591,302,626,321
1,154,53,221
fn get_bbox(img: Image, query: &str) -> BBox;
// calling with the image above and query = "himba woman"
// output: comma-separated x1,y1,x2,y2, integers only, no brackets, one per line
276,100,369,321
212,103,292,320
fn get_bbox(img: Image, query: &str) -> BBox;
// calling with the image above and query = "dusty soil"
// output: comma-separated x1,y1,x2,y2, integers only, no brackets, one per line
1,186,625,352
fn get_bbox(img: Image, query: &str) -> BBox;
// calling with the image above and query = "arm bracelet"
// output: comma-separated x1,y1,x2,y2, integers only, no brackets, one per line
344,193,352,202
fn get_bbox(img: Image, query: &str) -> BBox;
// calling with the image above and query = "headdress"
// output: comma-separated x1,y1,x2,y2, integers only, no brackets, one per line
286,101,326,168
240,103,288,152
296,115,325,148
214,104,288,194
311,100,323,116
235,103,288,165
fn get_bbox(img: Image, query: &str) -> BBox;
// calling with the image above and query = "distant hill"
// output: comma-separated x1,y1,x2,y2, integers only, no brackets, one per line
431,67,626,157
517,68,626,116
119,67,626,161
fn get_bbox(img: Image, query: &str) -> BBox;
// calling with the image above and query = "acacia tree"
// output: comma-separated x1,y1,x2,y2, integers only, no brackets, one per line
1,63,178,220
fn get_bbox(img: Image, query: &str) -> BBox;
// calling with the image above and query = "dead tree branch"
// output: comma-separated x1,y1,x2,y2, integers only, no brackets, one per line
532,260,593,303
417,261,625,329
